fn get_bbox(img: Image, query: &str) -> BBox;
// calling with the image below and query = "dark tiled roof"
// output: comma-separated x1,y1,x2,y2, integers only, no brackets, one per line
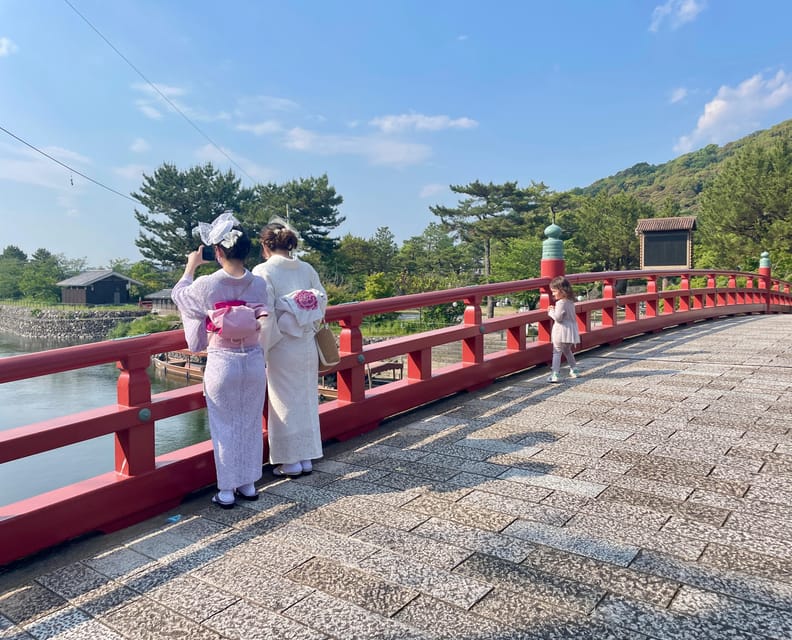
56,270,144,287
635,216,697,232
145,288,173,300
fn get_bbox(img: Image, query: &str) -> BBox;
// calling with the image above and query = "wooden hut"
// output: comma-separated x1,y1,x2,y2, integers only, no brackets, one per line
56,270,143,305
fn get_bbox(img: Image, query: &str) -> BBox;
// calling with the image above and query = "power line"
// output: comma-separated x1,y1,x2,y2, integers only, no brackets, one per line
62,0,258,184
0,124,141,203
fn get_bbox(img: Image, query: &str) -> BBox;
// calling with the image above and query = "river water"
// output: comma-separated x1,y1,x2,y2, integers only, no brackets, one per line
0,332,209,506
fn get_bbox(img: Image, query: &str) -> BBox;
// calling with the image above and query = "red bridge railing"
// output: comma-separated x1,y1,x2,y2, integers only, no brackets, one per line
1,268,790,564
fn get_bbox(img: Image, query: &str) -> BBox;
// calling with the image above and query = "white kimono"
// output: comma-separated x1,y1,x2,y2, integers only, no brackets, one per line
252,255,326,465
171,269,269,491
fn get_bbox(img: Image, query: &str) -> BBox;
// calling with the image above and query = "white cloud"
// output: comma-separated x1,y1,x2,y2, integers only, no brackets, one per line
370,113,478,134
669,87,688,104
194,144,277,182
0,37,19,57
238,95,300,112
131,83,230,123
236,120,282,136
650,0,706,32
130,138,150,153
0,143,89,190
419,183,446,198
282,127,432,167
457,34,469,41
674,70,792,153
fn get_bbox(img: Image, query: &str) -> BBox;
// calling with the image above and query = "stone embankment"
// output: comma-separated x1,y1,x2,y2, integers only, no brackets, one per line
0,304,150,343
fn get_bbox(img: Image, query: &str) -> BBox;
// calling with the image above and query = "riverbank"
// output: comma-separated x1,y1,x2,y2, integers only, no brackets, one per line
0,304,150,343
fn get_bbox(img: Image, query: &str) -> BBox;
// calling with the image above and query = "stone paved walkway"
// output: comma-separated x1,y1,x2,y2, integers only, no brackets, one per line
2,313,792,639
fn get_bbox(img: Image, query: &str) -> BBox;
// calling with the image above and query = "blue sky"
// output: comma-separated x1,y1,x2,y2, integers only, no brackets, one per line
1,0,792,267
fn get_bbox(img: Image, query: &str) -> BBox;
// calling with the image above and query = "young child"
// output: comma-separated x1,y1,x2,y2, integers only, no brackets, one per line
547,276,581,382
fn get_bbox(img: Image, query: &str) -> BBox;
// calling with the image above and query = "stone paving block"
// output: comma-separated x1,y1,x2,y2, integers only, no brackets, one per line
294,504,372,535
0,584,66,626
454,552,604,614
634,549,792,609
416,452,512,478
324,476,423,507
543,547,680,606
312,457,390,481
352,522,471,571
457,489,572,526
371,457,461,482
403,493,516,532
287,556,418,617
670,584,792,639
328,494,430,531
662,516,792,560
145,574,239,623
504,519,640,567
354,548,492,610
23,606,124,640
597,485,729,527
101,598,225,639
82,547,156,581
371,471,476,501
530,449,634,475
414,517,534,563
203,599,327,640
394,594,518,640
500,468,607,498
594,593,769,640
191,557,314,613
448,471,552,502
699,543,792,585
282,590,432,640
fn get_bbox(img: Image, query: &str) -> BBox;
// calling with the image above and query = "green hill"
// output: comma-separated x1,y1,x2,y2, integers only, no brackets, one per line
572,118,792,213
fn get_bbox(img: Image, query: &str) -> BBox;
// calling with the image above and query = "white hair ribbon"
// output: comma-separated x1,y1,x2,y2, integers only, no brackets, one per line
194,211,241,247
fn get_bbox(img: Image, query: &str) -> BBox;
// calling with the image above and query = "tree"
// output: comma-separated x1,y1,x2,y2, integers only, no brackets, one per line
430,180,547,317
394,223,477,287
1,245,27,262
244,174,344,260
697,138,792,278
0,247,26,299
564,192,653,272
133,163,254,270
19,249,64,302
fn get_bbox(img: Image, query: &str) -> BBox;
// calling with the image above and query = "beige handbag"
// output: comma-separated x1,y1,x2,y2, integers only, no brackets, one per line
315,323,340,371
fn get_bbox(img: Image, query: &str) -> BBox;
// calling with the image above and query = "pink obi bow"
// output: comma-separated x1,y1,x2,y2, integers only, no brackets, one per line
206,300,268,340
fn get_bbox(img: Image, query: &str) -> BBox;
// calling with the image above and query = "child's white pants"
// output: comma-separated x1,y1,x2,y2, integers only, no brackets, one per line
552,342,577,373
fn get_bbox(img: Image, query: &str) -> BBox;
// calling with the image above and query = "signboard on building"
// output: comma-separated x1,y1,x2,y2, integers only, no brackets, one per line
635,216,696,270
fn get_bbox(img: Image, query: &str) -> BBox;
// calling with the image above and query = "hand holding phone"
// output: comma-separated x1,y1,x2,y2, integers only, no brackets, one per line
201,245,215,261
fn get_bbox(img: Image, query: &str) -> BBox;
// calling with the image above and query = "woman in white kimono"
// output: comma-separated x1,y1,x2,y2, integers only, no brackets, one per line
171,211,269,508
253,220,326,477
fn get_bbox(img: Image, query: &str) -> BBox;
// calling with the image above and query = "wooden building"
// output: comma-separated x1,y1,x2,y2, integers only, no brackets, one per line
144,288,178,315
57,270,143,305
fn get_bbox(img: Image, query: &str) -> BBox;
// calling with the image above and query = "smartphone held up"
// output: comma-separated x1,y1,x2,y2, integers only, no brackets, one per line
201,245,215,261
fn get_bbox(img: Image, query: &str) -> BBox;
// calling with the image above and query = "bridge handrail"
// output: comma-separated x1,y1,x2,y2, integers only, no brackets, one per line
0,268,790,564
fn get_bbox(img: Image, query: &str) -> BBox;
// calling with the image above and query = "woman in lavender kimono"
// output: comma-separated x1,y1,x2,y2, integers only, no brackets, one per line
171,211,269,509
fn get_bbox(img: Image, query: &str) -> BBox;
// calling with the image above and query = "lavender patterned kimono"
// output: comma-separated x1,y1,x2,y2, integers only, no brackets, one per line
172,268,269,491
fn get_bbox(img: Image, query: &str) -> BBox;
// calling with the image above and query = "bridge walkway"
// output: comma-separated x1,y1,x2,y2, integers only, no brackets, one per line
1,313,791,639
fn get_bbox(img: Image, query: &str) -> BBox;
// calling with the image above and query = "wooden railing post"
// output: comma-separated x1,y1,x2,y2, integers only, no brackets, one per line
727,274,737,305
645,276,658,317
115,351,155,476
462,294,484,364
337,312,365,402
706,274,716,307
678,273,691,311
601,278,616,327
